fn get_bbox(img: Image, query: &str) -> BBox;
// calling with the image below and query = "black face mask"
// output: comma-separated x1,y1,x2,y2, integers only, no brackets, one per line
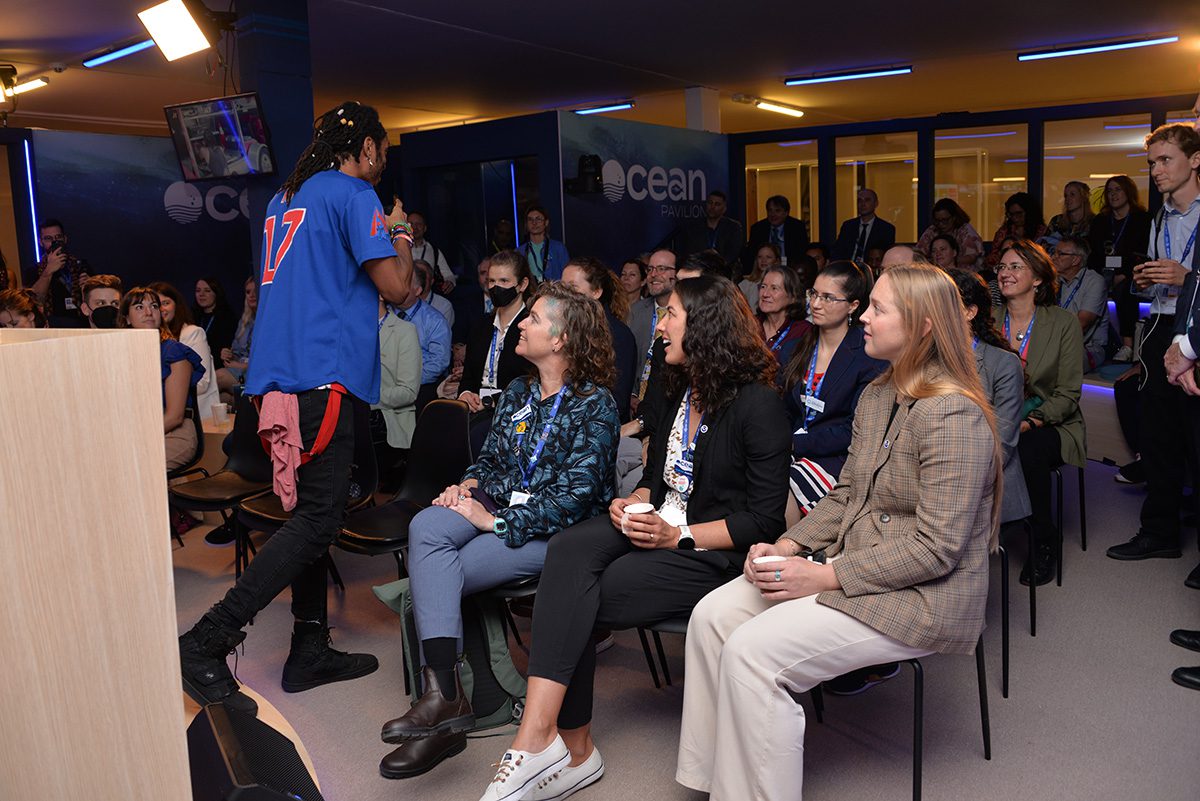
488,285,520,309
90,305,119,329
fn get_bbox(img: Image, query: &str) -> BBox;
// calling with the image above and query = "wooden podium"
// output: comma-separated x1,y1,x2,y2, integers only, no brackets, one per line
0,328,192,800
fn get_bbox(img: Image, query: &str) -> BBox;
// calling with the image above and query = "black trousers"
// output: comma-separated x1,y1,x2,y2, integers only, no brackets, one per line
527,514,742,730
1113,372,1141,455
217,389,355,628
1138,315,1200,544
1017,425,1063,550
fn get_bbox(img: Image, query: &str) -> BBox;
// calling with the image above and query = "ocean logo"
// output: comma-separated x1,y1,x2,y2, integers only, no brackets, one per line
164,181,203,224
602,159,626,203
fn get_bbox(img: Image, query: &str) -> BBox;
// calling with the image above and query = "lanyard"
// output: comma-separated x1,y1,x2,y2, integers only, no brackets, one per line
767,322,793,353
972,336,979,350
803,344,827,429
486,327,501,387
1110,213,1131,249
1163,213,1199,265
1058,274,1084,309
646,305,663,360
1004,310,1035,363
681,391,704,458
203,313,214,334
527,240,550,275
516,386,567,489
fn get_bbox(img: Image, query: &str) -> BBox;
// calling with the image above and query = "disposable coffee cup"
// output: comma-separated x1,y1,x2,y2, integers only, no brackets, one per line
753,555,788,564
621,502,657,533
212,403,229,424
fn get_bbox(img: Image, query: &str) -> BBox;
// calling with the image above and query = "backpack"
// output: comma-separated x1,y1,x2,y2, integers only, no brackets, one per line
373,578,526,731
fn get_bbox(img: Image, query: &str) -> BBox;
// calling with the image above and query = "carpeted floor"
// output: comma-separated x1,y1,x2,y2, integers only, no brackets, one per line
173,461,1200,801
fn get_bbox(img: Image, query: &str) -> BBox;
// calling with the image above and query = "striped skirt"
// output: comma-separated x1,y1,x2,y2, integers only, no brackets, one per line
788,458,837,516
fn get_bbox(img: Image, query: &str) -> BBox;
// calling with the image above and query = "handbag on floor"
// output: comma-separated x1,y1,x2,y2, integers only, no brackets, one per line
373,578,527,732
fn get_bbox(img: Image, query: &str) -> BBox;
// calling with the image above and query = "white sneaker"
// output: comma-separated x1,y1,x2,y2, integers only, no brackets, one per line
478,735,570,801
526,747,604,801
1113,345,1133,362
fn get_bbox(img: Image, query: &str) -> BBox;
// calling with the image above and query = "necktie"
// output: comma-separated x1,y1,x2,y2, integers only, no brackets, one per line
853,222,869,261
637,306,664,400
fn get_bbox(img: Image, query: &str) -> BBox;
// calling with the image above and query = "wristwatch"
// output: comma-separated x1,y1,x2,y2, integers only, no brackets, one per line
677,524,696,550
493,516,509,537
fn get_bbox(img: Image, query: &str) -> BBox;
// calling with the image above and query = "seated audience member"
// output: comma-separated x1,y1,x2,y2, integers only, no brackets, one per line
151,281,219,420
1051,236,1108,371
491,217,516,254
415,258,455,329
0,288,48,328
24,218,91,327
372,298,423,487
781,260,881,523
1089,175,1152,361
216,277,258,394
994,240,1085,586
560,257,638,422
523,206,570,282
119,287,205,470
791,254,820,297
399,260,452,396
805,243,829,272
80,274,123,329
740,243,779,312
864,246,885,277
408,211,456,291
192,276,237,368
879,244,933,272
929,233,960,272
677,264,1001,801
745,195,809,271
628,249,677,414
916,198,985,271
1042,180,1094,249
459,249,535,412
757,263,811,369
477,274,790,801
950,269,1032,526
986,192,1048,270
831,188,897,261
437,343,468,400
379,283,619,778
619,257,648,312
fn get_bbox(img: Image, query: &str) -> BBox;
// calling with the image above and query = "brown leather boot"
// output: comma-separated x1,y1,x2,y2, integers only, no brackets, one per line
381,664,474,742
379,729,468,779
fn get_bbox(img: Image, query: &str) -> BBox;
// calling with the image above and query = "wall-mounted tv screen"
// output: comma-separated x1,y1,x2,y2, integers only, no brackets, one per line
164,92,276,181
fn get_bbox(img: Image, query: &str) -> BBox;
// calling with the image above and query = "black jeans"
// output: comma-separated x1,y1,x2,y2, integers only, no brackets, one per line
1018,424,1063,550
527,514,741,730
1137,315,1200,544
217,389,355,628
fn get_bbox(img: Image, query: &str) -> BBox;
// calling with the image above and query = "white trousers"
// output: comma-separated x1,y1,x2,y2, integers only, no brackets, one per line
676,576,932,801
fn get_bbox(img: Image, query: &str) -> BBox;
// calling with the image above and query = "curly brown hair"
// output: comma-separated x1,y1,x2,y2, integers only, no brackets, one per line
666,274,777,413
533,281,615,394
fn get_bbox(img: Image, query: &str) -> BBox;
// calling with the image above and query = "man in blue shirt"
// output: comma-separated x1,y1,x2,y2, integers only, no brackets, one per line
179,102,413,715
399,260,452,386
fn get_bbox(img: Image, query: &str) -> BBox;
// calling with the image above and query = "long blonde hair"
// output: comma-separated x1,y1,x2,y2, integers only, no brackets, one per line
874,264,1003,549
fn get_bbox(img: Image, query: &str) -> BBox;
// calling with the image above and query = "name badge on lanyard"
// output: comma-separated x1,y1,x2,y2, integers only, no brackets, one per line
672,392,704,499
515,386,567,491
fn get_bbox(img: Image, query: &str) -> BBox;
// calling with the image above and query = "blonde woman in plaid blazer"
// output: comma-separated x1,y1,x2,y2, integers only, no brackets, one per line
678,264,1002,801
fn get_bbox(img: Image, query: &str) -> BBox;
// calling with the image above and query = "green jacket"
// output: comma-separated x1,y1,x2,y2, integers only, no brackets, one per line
992,303,1086,467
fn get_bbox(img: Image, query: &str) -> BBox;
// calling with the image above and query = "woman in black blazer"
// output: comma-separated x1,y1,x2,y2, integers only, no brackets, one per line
781,261,883,520
475,274,790,797
457,249,535,407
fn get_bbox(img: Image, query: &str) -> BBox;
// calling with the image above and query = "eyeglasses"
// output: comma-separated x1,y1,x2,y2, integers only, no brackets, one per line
649,264,677,274
806,289,850,305
526,216,547,224
995,263,1029,274
1053,250,1080,260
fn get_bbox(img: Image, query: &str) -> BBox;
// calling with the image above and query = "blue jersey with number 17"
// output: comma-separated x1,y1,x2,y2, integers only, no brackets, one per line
245,170,397,403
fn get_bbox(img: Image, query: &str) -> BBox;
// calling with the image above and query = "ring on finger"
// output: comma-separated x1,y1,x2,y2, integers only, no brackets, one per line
774,570,782,582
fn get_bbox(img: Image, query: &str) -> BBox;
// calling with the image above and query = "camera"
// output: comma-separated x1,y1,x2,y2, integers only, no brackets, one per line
49,238,66,254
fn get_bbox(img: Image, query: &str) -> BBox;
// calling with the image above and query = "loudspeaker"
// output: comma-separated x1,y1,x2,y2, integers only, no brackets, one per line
188,703,325,801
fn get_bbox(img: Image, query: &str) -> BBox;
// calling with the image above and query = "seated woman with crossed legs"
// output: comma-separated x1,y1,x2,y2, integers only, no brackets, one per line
677,264,1001,801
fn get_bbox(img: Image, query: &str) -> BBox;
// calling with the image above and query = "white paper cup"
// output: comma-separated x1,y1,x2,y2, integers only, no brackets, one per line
212,403,229,424
621,502,657,533
752,555,788,564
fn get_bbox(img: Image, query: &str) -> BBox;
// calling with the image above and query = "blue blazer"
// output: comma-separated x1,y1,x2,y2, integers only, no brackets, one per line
522,239,570,282
606,309,638,423
783,326,887,478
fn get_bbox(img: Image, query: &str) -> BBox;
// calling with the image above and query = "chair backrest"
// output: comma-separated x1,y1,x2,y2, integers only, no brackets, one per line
224,393,273,484
346,397,378,506
398,399,472,506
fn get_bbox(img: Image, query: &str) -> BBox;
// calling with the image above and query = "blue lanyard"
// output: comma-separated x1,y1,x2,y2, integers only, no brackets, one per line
203,314,214,334
768,322,793,353
646,305,663,360
972,336,979,350
803,344,827,429
1058,275,1084,309
1110,213,1131,248
681,391,704,458
1004,310,1035,363
527,240,550,276
1163,213,1199,265
486,327,501,386
515,386,567,489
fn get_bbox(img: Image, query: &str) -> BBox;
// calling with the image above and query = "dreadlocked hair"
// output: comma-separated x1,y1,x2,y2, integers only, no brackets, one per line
280,101,387,203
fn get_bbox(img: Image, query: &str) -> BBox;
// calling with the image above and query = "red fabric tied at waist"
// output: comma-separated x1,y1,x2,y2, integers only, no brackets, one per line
255,384,348,511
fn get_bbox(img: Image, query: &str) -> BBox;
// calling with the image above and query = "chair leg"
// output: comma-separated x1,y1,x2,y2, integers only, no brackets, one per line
636,628,662,689
392,551,407,580
652,631,673,687
908,660,924,801
998,544,1009,699
1055,469,1064,587
809,685,825,724
975,637,992,760
505,604,528,655
234,517,245,581
1027,520,1037,637
326,553,345,593
1077,465,1087,551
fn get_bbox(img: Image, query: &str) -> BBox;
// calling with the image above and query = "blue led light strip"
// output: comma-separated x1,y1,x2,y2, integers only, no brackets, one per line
83,39,156,68
574,103,634,115
1018,36,1178,62
785,67,912,86
24,140,40,262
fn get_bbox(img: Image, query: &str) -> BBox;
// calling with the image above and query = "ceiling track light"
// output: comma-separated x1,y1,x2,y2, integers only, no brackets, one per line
784,66,912,86
732,94,804,118
2,76,50,97
1017,35,1178,61
139,0,236,62
573,101,634,115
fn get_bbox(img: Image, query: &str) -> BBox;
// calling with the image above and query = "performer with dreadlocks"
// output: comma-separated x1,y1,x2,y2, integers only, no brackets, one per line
179,101,413,715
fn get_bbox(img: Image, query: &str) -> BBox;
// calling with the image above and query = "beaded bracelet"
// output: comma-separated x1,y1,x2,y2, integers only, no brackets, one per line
388,221,414,237
391,231,414,247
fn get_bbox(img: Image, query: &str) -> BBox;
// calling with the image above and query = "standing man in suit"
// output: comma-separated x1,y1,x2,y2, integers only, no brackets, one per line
676,191,745,272
745,195,809,271
832,189,897,261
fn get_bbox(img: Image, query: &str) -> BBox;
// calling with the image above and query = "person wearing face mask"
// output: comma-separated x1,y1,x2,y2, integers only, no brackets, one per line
79,274,123,330
522,206,570,282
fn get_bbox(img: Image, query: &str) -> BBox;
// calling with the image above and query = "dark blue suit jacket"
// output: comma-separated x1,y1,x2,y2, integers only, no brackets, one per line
1172,227,1200,359
607,309,638,423
831,217,897,261
783,326,887,478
